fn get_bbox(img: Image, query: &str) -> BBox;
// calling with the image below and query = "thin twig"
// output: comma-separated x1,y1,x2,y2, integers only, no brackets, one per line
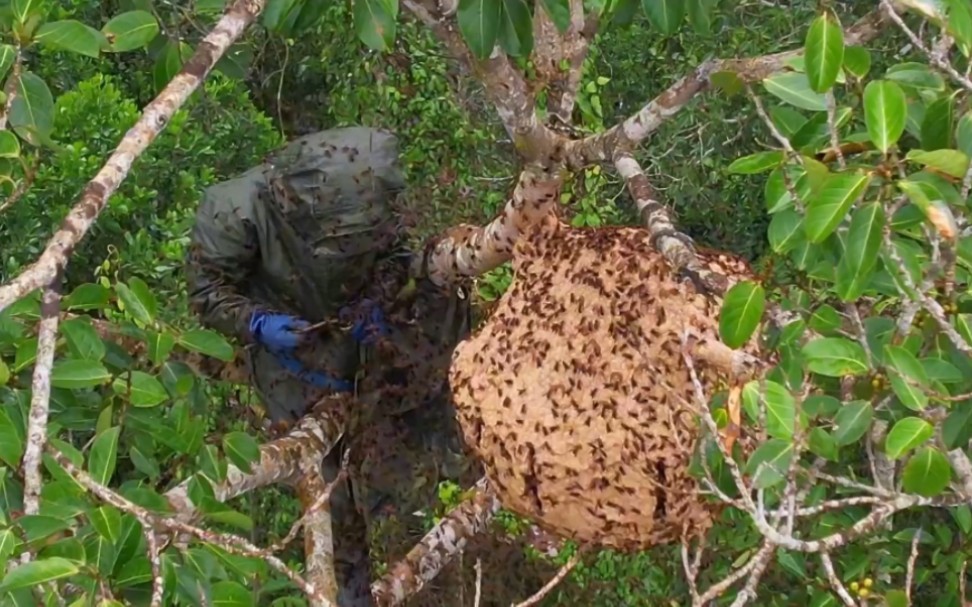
512,550,583,607
906,528,922,603
474,558,483,607
821,552,857,606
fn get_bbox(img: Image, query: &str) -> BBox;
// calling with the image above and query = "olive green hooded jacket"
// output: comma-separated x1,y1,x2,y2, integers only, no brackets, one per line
186,127,430,422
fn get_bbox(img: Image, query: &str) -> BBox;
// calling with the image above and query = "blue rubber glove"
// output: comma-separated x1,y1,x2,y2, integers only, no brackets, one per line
274,351,354,392
248,311,309,352
340,299,390,346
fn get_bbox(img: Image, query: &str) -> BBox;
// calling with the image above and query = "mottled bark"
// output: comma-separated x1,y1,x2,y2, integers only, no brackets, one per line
371,479,500,607
19,278,61,564
417,164,563,286
0,0,267,314
532,0,598,126
297,469,338,606
165,399,348,520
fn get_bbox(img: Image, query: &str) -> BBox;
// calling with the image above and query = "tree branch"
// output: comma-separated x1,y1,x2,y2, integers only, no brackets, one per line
165,397,348,521
513,549,583,607
0,0,267,314
19,276,61,564
563,8,889,168
297,462,343,607
371,479,500,607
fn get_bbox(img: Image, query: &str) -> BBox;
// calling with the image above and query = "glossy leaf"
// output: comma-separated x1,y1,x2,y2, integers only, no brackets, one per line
904,149,970,178
0,556,79,592
353,0,397,52
842,45,871,77
9,72,55,145
223,432,261,474
808,427,838,461
212,580,253,606
832,401,873,446
686,0,716,35
115,281,154,325
804,11,844,92
718,281,765,349
177,329,234,361
113,371,168,407
943,399,972,449
103,10,160,52
947,0,972,55
458,0,502,59
64,283,110,311
957,111,972,157
50,359,112,389
0,131,20,158
885,417,934,460
768,209,805,254
763,72,828,111
497,0,533,57
35,20,107,58
642,0,685,36
88,426,121,485
921,94,956,150
902,447,952,496
804,172,871,242
862,80,906,153
61,318,106,361
89,505,122,543
843,202,885,278
11,0,45,25
763,381,797,440
744,439,793,489
727,150,784,174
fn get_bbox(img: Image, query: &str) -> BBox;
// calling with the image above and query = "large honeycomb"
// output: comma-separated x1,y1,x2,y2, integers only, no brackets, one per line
449,215,762,550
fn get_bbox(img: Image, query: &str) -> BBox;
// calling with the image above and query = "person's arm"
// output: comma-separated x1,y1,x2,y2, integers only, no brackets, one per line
185,186,262,343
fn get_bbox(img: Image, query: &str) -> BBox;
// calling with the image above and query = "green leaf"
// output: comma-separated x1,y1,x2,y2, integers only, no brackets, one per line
957,111,972,157
904,149,970,178
768,209,805,254
89,505,122,543
11,0,46,25
921,94,956,150
943,399,972,449
718,281,765,349
0,360,8,386
885,345,929,384
885,417,934,459
686,0,716,35
727,150,784,174
862,80,907,153
50,359,111,389
457,0,502,59
884,589,909,607
804,11,844,92
115,281,153,325
35,20,107,58
801,337,869,376
902,447,952,496
113,370,168,408
762,381,797,440
808,427,839,461
9,71,55,145
763,72,828,111
0,406,24,469
539,0,570,32
886,62,946,92
60,318,106,361
211,580,253,607
353,0,397,52
102,10,160,52
152,39,186,92
744,438,794,489
177,329,235,361
0,556,79,591
222,432,261,474
0,45,15,82
844,202,885,278
842,46,871,78
64,283,110,311
147,332,175,366
497,0,533,57
0,131,20,158
804,171,871,243
947,0,972,55
641,0,685,36
832,401,873,446
88,426,120,485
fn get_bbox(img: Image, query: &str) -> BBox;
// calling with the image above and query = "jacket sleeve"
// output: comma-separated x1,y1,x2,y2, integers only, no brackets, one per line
185,186,262,342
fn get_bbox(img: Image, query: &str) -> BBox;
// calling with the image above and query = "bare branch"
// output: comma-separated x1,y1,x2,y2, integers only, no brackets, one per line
512,549,583,607
906,528,922,604
297,464,342,606
563,9,888,167
371,479,500,607
145,524,164,607
20,277,62,551
417,164,562,286
0,0,267,314
165,398,348,521
695,542,773,606
820,552,857,606
46,443,331,604
881,0,972,92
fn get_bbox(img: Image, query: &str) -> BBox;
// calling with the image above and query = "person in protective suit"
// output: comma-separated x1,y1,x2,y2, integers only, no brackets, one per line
186,126,475,605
